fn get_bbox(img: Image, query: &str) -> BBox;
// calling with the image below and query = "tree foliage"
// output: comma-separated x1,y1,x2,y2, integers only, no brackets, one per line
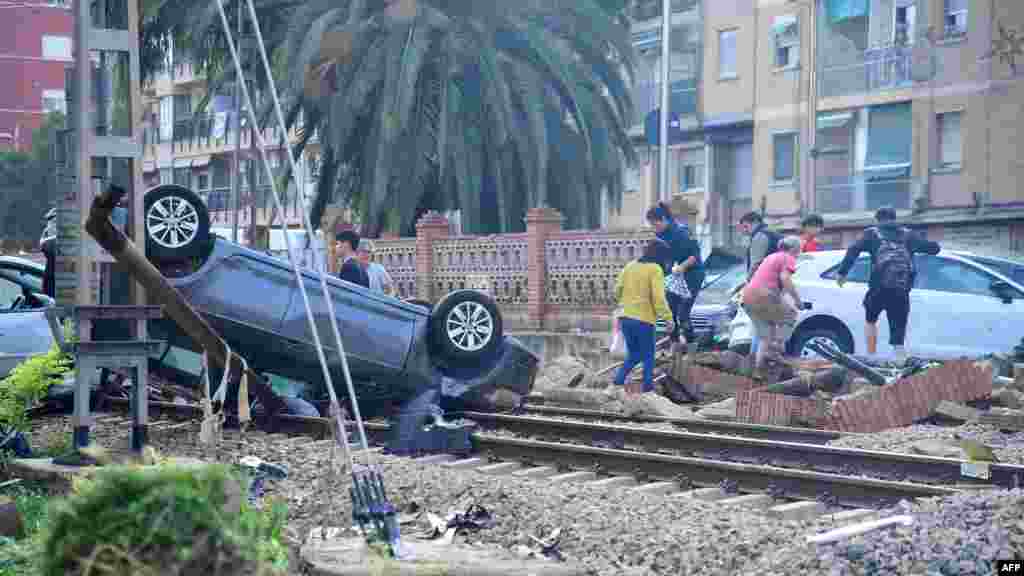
0,113,64,246
140,0,636,235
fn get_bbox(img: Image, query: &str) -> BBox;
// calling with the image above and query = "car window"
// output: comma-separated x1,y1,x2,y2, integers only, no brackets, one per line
697,265,746,305
0,264,42,293
0,277,23,309
821,256,871,283
913,256,999,296
963,255,1024,287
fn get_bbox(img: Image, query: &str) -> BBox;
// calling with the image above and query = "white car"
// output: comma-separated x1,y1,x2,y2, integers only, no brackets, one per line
728,250,1024,360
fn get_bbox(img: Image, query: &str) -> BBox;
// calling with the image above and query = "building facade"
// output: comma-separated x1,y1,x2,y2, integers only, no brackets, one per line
616,0,1024,258
0,0,73,151
139,44,320,243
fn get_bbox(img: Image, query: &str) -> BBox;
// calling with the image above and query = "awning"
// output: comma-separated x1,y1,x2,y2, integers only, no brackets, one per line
816,112,854,130
190,155,211,168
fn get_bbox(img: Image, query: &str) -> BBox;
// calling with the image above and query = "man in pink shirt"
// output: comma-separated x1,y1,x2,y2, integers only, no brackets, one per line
741,236,804,378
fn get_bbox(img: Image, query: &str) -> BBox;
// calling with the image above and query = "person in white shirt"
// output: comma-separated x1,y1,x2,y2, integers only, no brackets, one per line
357,239,394,296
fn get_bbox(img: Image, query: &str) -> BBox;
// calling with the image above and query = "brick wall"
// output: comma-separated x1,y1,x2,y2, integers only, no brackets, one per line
376,209,653,330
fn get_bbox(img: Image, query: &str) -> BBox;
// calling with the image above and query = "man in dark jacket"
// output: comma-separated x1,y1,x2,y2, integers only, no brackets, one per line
646,202,705,343
835,206,940,361
336,230,370,288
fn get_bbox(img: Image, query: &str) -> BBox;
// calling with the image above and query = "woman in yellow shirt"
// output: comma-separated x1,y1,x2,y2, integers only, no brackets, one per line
614,238,674,394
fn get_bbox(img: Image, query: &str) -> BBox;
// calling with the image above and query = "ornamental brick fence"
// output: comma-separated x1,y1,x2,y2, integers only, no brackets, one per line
372,207,655,331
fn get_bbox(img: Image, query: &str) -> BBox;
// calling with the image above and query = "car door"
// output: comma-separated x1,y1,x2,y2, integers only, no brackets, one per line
0,275,52,378
907,255,1021,358
810,255,880,354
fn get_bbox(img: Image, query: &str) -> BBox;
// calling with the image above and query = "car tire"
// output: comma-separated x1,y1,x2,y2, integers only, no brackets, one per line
792,327,853,359
144,185,211,262
430,290,503,364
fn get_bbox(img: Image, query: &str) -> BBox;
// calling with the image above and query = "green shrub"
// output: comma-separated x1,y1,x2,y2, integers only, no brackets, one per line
0,344,72,432
40,463,288,576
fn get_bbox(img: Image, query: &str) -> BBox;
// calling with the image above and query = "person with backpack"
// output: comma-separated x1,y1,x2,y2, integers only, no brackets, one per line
835,206,940,361
646,202,705,344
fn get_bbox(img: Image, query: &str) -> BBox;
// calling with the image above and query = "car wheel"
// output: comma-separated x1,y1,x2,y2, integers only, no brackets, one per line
792,327,852,359
144,185,211,262
430,290,503,364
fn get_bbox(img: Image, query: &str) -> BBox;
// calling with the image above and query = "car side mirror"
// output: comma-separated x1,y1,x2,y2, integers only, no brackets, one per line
991,280,1016,303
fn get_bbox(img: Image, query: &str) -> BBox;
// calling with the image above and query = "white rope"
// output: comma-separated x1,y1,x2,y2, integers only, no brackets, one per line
213,0,360,473
240,0,373,463
199,350,224,447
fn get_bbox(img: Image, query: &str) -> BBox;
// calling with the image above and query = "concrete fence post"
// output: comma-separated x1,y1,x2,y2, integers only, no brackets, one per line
525,207,563,329
415,211,450,302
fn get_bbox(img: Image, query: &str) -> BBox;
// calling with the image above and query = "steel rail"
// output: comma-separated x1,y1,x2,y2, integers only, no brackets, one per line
472,434,957,509
461,411,1024,491
511,404,844,444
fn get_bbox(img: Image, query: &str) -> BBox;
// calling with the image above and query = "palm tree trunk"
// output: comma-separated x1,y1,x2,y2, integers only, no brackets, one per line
437,36,449,195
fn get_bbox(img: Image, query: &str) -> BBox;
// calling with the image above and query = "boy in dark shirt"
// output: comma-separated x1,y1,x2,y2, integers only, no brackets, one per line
336,230,370,288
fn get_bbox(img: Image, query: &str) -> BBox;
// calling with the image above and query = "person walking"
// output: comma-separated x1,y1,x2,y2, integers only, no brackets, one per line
646,202,704,344
736,211,783,358
800,214,824,253
835,206,940,362
614,238,674,395
357,239,395,296
336,230,370,288
741,236,803,378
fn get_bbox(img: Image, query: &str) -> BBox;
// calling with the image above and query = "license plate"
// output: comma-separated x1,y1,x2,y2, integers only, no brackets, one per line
960,461,991,480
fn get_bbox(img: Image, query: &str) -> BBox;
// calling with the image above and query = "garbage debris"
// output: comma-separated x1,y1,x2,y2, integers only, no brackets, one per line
527,527,563,561
807,514,914,545
0,428,32,459
237,456,288,502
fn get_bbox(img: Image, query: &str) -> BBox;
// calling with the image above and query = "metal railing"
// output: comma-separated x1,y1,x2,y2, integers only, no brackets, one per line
818,46,914,99
815,172,916,213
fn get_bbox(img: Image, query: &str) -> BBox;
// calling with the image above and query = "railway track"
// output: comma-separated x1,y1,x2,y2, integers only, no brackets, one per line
87,398,1023,512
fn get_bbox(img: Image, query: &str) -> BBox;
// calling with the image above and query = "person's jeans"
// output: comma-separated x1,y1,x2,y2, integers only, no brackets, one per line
614,317,656,392
666,292,691,342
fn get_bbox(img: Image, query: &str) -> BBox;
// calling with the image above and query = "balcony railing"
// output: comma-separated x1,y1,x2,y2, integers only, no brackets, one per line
818,46,913,99
815,171,917,214
631,80,698,127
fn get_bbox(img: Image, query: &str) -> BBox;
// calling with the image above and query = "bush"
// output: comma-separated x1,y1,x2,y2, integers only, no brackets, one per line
40,463,288,576
0,344,72,432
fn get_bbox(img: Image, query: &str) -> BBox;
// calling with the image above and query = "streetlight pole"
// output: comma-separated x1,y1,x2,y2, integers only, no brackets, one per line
658,0,671,203
230,0,242,243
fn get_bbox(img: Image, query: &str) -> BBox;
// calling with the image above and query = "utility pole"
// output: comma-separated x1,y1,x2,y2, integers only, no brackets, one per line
658,0,671,203
248,122,257,246
230,0,242,243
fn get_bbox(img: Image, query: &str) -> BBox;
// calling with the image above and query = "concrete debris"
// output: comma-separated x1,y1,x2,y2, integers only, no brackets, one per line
618,391,695,420
534,356,594,393
908,439,965,459
695,398,736,421
933,401,983,424
976,408,1024,432
992,388,1024,410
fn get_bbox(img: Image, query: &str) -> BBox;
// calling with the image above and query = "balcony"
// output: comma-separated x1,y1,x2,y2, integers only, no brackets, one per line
815,169,917,214
818,45,913,99
631,79,698,127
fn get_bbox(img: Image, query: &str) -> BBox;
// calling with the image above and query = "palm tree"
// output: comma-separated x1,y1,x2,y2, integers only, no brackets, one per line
141,0,635,235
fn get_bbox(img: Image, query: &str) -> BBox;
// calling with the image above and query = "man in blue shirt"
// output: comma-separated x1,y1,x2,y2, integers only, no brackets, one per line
646,202,705,343
336,230,370,288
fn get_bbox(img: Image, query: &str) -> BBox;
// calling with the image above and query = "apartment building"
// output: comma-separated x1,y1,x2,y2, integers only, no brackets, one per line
0,0,73,151
617,0,1024,258
140,45,319,243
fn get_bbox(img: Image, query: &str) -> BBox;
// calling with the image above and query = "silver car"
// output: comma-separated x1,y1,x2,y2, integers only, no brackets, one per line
0,256,53,379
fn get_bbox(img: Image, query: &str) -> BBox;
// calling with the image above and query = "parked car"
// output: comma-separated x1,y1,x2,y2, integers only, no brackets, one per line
141,185,539,416
728,250,1024,360
0,256,54,379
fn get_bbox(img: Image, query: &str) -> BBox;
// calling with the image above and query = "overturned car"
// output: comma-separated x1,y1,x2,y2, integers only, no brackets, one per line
132,185,538,451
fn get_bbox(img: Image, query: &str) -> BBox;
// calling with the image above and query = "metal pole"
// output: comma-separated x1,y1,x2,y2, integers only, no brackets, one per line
658,0,671,203
230,0,242,243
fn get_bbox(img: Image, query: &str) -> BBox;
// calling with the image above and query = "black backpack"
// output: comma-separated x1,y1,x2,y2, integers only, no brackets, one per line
871,227,913,291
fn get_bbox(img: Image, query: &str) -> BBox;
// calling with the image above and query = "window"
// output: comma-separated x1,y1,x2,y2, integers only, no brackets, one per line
772,132,798,182
623,166,640,194
173,168,190,187
913,256,999,297
41,89,66,115
964,256,1024,287
772,15,799,69
677,147,704,191
718,30,737,79
159,168,172,185
893,1,917,46
822,256,870,283
159,96,173,142
173,94,191,118
0,278,22,309
938,111,962,168
197,173,209,191
47,0,70,7
308,155,321,180
944,0,967,38
41,35,72,60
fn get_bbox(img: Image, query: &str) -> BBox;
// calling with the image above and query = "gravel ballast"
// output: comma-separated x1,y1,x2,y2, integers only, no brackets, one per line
22,415,1024,575
827,423,1024,465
